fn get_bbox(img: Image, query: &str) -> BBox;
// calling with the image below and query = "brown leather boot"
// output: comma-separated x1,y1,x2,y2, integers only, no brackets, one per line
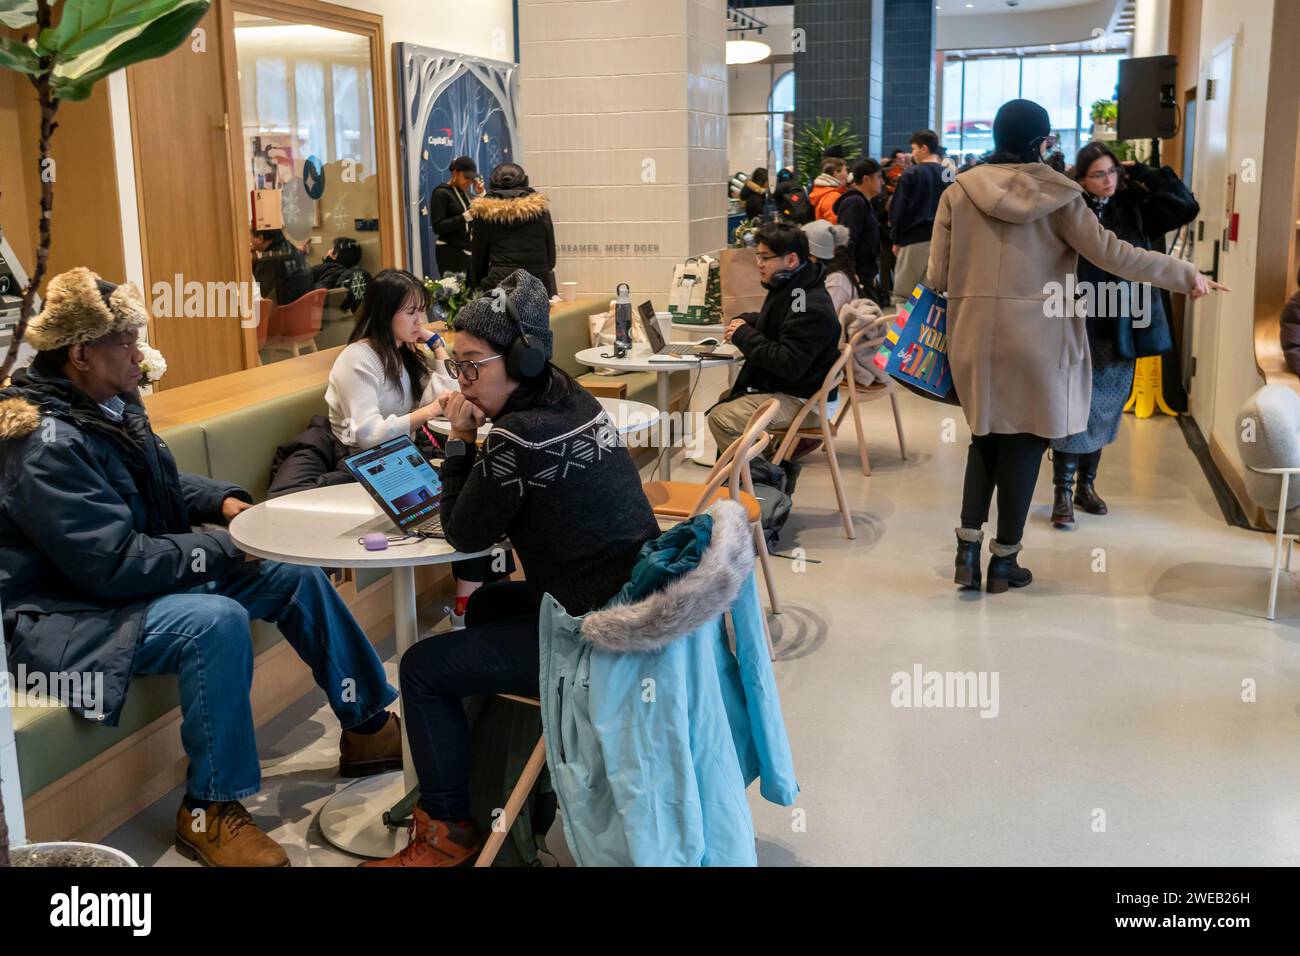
339,712,403,777
174,799,290,867
360,806,482,868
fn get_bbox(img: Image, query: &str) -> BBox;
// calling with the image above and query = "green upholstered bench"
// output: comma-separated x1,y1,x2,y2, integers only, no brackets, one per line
11,384,399,814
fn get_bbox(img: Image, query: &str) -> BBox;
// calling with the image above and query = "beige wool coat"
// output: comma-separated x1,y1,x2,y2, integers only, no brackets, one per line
924,163,1198,438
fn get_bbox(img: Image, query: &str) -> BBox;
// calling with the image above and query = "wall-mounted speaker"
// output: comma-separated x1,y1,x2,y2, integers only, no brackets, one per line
1117,54,1178,140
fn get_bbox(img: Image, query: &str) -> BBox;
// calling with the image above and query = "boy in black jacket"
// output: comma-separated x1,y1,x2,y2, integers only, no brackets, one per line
707,222,842,452
890,129,951,305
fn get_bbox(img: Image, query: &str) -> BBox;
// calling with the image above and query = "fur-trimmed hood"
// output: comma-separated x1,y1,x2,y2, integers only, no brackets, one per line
0,395,41,440
579,499,754,653
471,189,549,224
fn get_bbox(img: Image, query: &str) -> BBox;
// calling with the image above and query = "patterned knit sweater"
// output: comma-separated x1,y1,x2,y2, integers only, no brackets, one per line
438,386,660,615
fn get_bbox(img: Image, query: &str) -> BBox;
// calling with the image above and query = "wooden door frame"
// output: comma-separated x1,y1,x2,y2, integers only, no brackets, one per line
218,0,400,365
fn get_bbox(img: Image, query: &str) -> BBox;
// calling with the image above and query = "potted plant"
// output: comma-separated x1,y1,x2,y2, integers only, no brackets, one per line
0,0,212,868
1090,99,1118,133
423,271,476,328
794,117,861,187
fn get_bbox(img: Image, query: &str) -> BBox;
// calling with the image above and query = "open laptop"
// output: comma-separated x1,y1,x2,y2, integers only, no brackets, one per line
638,301,734,358
343,435,445,538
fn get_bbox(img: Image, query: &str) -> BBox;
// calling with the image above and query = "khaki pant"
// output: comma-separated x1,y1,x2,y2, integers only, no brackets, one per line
891,240,931,307
707,391,817,457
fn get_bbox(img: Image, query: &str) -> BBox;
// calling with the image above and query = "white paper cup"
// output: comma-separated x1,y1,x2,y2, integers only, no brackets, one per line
561,281,578,302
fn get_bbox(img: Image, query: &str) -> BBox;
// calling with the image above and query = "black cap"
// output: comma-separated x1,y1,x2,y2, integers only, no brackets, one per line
449,155,478,175
851,158,882,181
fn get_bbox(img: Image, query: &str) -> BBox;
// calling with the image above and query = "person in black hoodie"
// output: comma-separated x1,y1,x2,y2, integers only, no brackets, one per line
706,221,842,452
250,227,313,307
741,167,770,219
1048,142,1200,528
470,163,558,296
428,155,482,280
310,236,371,313
833,158,885,301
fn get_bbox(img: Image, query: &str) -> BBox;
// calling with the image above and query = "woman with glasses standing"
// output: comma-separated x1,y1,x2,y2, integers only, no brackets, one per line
926,100,1226,594
326,268,508,622
1047,143,1200,529
365,270,661,867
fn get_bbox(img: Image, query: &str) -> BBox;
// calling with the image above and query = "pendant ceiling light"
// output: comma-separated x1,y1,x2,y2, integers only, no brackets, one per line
726,38,771,65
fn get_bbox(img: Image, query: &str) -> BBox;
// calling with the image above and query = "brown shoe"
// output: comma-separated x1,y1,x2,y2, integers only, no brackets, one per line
339,712,403,777
174,799,290,867
360,806,481,868
791,436,824,460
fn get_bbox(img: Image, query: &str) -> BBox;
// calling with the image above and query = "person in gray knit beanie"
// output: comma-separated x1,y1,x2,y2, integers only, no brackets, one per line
454,268,553,358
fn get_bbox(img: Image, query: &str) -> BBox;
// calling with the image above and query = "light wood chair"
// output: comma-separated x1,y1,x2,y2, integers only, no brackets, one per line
834,324,908,476
642,398,782,657
770,346,857,539
475,694,547,868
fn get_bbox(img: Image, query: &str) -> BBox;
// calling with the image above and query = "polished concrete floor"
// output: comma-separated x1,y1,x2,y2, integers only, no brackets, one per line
108,390,1300,866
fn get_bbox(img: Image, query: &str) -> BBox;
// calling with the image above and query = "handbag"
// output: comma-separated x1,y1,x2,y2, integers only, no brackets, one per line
874,284,958,404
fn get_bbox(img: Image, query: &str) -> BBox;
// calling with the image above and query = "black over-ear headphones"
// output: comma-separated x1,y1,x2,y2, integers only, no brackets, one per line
501,291,546,380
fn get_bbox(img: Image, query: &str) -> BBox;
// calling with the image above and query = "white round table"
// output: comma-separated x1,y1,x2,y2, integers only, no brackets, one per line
425,396,660,441
573,344,737,478
230,484,494,859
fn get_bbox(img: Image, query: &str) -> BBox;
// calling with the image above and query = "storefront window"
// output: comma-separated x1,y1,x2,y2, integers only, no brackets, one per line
234,16,384,365
941,52,1123,165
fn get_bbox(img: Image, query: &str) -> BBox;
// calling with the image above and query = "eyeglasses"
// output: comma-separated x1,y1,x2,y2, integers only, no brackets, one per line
755,252,782,263
1086,167,1122,182
444,354,502,382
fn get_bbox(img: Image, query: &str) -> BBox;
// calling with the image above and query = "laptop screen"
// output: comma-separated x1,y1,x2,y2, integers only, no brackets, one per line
344,436,442,528
639,301,666,352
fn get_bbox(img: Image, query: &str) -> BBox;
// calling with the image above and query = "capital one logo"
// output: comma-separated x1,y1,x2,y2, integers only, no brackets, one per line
428,127,454,147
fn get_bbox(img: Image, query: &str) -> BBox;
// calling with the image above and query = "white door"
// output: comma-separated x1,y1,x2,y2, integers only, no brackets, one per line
1188,36,1235,433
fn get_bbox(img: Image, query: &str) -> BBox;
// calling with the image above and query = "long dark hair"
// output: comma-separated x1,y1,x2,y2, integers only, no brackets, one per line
825,245,855,280
348,269,431,403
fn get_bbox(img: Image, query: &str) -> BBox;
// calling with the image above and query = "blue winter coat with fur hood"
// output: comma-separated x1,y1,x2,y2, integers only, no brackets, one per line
539,500,799,866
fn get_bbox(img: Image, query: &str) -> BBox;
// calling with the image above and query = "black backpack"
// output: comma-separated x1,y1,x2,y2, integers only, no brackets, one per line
780,188,813,225
748,458,796,549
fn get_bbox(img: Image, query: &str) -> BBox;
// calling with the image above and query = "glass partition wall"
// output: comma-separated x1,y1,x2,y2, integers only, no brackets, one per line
233,14,387,364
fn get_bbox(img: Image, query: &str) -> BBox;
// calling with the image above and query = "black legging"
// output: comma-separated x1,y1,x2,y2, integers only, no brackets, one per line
960,432,1048,546
399,581,540,822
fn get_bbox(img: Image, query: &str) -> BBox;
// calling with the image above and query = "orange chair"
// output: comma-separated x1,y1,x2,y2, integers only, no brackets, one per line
643,398,781,657
273,288,327,357
834,324,908,476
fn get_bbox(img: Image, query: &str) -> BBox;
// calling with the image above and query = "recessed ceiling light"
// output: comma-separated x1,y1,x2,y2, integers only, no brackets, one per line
965,3,974,7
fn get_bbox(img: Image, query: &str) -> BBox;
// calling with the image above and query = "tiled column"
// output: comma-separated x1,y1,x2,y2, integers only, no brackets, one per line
793,0,884,159
517,0,727,302
882,0,937,155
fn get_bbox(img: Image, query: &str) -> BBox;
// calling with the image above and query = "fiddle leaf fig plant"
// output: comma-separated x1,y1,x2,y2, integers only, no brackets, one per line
0,0,211,383
0,0,211,867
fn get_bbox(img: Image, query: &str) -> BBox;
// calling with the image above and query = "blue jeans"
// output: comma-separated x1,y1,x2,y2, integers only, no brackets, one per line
133,561,398,802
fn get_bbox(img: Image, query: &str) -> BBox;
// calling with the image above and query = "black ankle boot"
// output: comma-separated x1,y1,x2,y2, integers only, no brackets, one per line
1074,450,1108,515
987,540,1032,593
1051,452,1078,529
954,528,983,590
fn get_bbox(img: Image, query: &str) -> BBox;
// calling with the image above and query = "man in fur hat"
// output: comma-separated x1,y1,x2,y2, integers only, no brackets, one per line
0,268,401,866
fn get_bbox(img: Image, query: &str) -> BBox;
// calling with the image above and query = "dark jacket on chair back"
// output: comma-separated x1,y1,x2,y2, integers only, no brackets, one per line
0,360,249,725
726,259,842,401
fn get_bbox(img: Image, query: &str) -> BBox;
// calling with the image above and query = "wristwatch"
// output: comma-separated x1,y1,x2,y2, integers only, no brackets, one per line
444,438,470,459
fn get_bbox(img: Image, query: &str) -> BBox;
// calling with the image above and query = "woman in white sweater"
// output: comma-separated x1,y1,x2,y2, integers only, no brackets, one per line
327,269,510,620
327,270,458,449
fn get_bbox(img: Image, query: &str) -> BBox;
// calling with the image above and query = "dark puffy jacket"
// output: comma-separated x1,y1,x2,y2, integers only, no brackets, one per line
253,237,313,307
890,162,950,246
1078,162,1199,358
727,259,842,401
832,188,881,289
311,260,371,313
470,188,558,296
0,360,249,725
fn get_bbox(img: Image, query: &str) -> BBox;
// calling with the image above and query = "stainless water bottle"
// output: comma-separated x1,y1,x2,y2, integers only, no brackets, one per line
614,282,633,353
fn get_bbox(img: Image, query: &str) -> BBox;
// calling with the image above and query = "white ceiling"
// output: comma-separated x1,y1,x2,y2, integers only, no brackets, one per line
936,0,1099,14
